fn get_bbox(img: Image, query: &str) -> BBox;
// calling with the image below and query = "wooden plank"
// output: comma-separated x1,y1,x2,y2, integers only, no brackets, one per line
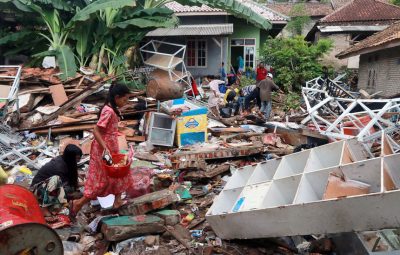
49,84,68,106
126,136,146,142
33,124,95,134
34,76,105,126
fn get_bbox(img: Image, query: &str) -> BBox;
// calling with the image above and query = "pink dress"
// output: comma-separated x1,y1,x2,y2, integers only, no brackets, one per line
84,105,133,199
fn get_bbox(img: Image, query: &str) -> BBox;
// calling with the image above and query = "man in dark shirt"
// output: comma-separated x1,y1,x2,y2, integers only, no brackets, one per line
258,73,283,120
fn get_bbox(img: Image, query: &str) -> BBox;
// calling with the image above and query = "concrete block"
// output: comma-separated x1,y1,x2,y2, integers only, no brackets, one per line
119,189,180,216
153,209,181,226
101,215,165,242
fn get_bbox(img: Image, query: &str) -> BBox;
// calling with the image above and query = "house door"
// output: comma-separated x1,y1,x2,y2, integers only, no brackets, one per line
231,46,243,73
230,38,256,73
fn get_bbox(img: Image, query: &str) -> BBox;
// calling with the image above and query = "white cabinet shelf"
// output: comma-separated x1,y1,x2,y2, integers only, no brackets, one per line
206,139,400,239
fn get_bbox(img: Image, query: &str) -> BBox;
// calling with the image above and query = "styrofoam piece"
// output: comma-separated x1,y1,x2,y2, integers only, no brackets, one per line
224,165,254,190
209,187,242,215
263,175,301,208
247,159,281,185
273,150,310,179
233,182,272,212
304,141,344,172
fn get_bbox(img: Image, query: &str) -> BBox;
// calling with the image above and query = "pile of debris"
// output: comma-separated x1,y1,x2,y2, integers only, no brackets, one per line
3,63,400,255
0,64,317,255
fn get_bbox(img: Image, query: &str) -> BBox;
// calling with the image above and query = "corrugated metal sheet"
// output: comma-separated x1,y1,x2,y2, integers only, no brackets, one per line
165,1,288,22
146,24,234,37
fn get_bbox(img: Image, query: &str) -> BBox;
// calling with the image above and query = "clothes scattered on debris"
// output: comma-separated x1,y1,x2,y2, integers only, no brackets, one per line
2,66,400,255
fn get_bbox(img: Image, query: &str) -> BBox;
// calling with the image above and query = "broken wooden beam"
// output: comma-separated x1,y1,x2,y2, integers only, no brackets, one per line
126,136,146,142
34,75,105,127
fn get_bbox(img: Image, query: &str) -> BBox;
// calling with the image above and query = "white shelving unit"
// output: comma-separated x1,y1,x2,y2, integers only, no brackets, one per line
140,40,194,97
206,139,400,239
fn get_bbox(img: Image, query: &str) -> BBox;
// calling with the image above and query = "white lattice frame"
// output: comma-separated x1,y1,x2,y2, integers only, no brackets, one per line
302,87,400,142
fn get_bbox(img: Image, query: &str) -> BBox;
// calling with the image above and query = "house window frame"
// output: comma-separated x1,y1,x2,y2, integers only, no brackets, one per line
185,38,208,68
230,37,257,69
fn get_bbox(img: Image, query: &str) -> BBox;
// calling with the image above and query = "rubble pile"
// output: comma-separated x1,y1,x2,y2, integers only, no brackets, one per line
2,66,400,255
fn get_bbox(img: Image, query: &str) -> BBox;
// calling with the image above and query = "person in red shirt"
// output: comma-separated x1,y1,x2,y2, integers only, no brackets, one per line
256,62,267,83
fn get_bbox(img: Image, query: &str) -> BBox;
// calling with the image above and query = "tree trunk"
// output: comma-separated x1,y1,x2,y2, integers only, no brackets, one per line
146,69,184,100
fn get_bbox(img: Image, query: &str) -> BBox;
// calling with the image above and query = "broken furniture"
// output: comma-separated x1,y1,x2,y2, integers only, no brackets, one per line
148,112,177,147
140,40,195,99
331,230,400,254
0,125,45,170
0,65,22,121
302,84,400,142
162,98,208,147
206,138,400,239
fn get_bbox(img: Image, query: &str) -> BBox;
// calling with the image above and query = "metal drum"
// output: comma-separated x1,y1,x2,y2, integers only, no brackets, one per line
0,184,63,254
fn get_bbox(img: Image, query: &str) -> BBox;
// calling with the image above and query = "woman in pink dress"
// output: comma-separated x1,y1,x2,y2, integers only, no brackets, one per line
71,83,132,214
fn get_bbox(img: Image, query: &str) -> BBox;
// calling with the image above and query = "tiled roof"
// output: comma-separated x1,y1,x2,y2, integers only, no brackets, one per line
165,1,288,22
320,0,400,25
331,0,390,9
242,0,287,21
266,2,333,17
337,21,400,58
146,24,234,36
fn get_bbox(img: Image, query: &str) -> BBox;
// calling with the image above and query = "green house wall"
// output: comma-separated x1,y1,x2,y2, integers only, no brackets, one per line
228,17,266,69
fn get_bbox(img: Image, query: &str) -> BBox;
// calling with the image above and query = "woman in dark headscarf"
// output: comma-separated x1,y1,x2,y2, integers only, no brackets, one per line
31,144,82,216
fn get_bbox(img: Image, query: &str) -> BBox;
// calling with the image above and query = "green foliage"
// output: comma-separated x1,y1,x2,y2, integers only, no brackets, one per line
0,0,274,80
390,0,400,5
286,3,311,36
56,45,78,80
239,75,256,88
260,36,333,91
283,92,301,112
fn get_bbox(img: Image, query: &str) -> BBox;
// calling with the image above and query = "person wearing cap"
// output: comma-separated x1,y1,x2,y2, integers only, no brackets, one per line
258,73,283,120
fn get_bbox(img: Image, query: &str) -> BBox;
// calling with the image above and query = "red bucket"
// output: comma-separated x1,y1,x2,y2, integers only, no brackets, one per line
103,154,131,178
0,184,63,254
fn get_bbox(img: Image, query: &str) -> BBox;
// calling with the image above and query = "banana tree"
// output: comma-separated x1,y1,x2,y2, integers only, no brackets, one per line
1,0,272,80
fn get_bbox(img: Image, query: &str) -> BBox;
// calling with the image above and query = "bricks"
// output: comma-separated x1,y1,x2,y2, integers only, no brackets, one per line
101,215,165,242
154,210,181,226
119,189,180,216
170,145,263,170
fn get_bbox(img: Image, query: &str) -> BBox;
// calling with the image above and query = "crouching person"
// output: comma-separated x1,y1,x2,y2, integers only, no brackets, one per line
30,144,82,216
224,83,240,116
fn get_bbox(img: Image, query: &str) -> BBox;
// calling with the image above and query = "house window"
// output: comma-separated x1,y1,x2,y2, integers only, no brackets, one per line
245,47,255,68
186,39,207,68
